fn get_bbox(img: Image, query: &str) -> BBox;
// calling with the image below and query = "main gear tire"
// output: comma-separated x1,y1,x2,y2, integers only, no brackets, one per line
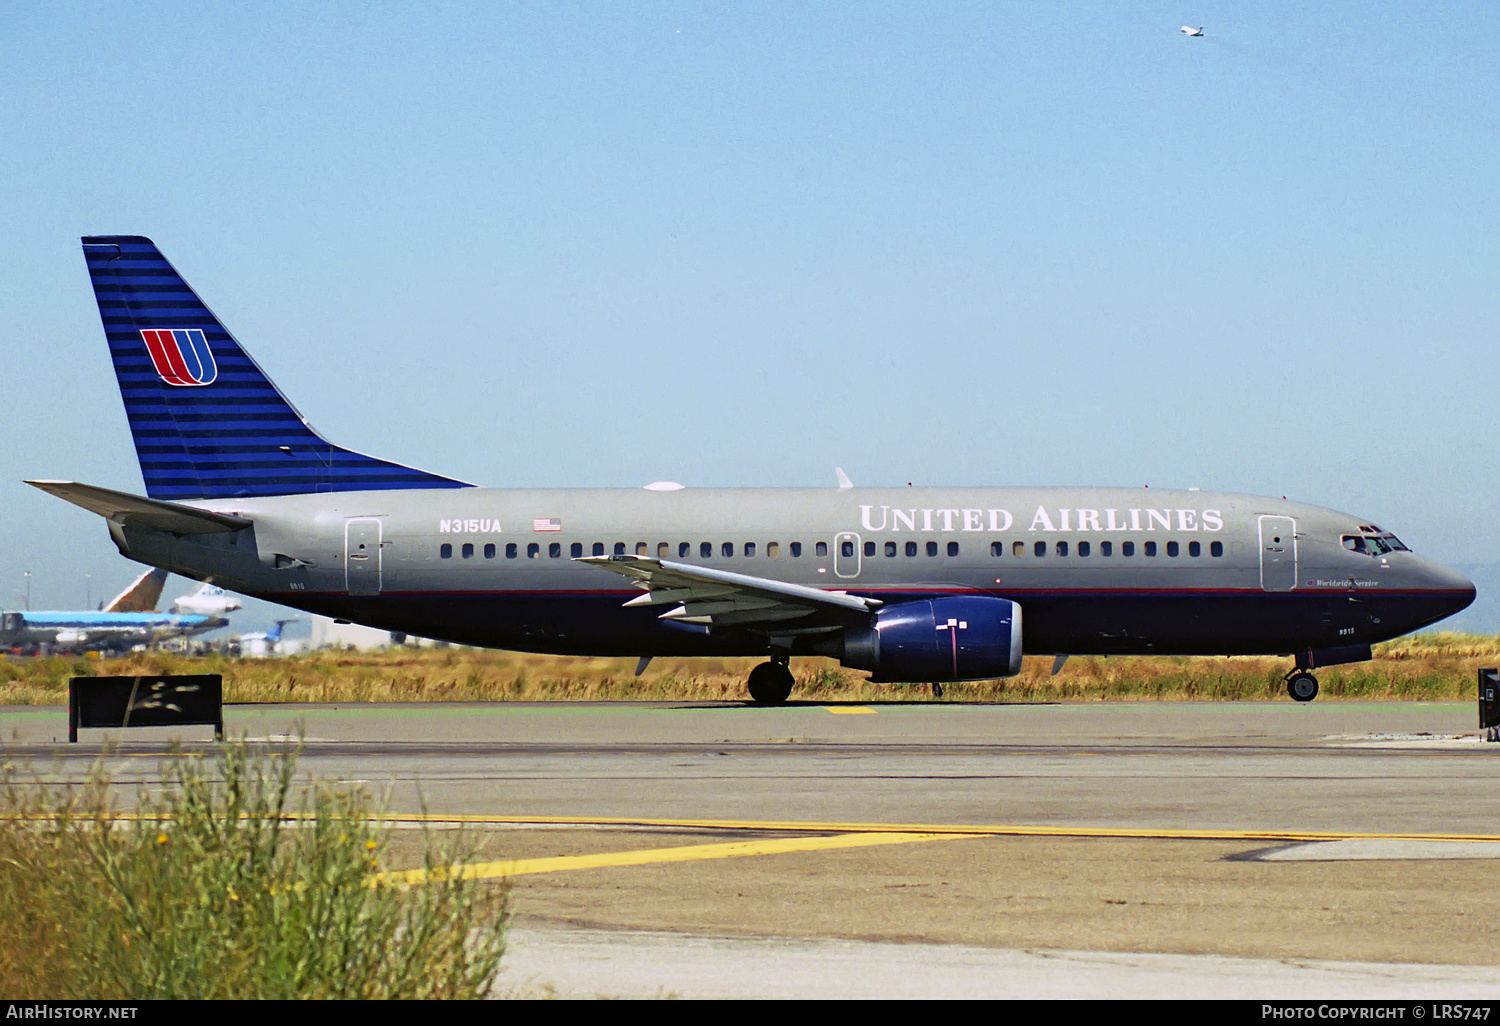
1287,672,1319,703
747,661,795,705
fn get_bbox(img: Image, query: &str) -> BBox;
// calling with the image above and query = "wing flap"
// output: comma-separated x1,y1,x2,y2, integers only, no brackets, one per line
26,480,252,535
578,554,876,631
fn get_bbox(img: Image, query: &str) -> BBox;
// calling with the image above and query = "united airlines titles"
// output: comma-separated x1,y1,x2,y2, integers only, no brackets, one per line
858,506,1225,533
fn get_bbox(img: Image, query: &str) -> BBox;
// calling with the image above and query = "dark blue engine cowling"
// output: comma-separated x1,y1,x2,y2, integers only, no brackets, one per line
839,596,1023,682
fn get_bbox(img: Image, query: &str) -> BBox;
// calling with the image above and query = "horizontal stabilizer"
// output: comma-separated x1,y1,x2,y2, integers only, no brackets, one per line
26,480,252,535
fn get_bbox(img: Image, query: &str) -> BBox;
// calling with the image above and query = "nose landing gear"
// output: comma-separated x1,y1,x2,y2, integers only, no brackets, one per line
1285,670,1319,703
747,659,795,705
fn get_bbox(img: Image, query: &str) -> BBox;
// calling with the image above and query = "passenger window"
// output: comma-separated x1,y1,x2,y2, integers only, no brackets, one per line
679,542,691,558
701,542,713,558
841,541,855,558
527,542,540,558
658,542,670,558
485,543,496,559
571,542,583,558
636,542,648,556
723,542,734,558
440,543,452,559
1144,541,1157,557
462,543,474,558
1167,541,1179,557
745,542,756,557
791,542,802,557
593,542,605,557
926,541,939,557
1013,541,1025,557
886,541,898,557
1078,540,1090,557
1189,541,1200,557
947,541,959,557
1100,541,1112,557
863,541,875,557
1034,541,1046,557
549,542,561,558
506,543,517,558
767,542,779,558
907,541,918,557
1056,541,1068,557
816,541,828,557
1210,541,1223,557
614,542,626,556
991,541,1003,557
1122,541,1135,557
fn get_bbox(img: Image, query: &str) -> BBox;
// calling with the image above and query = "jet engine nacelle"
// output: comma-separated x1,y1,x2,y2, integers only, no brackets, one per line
836,596,1023,682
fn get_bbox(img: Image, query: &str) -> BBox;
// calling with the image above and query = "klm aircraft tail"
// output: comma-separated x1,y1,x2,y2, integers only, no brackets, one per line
81,236,470,500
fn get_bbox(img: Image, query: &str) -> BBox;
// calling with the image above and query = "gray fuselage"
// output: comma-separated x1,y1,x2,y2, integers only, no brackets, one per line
103,484,1475,665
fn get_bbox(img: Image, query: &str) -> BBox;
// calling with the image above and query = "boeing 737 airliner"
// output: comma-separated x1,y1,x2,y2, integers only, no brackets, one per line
28,236,1475,703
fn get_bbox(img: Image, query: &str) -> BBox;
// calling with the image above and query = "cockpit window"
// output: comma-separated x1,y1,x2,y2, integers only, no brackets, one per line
1344,533,1410,555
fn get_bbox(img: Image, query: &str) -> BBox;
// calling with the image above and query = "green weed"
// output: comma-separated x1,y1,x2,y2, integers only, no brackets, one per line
0,740,507,999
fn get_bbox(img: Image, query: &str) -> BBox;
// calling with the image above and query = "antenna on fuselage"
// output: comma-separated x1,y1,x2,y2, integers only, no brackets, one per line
835,468,854,490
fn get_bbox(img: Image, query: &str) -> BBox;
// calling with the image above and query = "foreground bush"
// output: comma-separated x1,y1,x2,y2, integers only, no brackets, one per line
0,742,507,999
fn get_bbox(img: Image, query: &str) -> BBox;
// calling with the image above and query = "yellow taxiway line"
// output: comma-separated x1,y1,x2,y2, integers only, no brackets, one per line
363,812,1500,846
10,810,1500,847
371,830,978,886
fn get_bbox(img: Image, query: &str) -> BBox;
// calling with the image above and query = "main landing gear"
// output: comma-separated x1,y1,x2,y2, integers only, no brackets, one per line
747,659,795,706
1285,669,1319,703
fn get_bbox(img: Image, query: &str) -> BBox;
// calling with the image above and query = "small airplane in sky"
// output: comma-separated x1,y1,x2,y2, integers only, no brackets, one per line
26,236,1476,703
1180,26,1205,37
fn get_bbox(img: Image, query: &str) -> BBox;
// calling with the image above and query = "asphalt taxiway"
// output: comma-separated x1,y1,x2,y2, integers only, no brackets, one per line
4,699,1500,996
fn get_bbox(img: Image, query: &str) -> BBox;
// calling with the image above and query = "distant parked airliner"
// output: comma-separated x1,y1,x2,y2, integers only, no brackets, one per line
28,237,1474,703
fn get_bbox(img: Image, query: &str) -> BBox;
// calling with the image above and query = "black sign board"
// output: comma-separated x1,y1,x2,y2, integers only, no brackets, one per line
1480,668,1500,742
68,675,224,742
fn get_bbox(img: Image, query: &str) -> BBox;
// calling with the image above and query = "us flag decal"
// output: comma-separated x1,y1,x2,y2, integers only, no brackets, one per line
533,518,562,532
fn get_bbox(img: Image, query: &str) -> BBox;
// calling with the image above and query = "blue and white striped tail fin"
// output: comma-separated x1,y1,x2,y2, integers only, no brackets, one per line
82,236,470,500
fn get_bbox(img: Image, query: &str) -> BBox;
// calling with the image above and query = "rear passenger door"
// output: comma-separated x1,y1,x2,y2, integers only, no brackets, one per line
345,519,383,596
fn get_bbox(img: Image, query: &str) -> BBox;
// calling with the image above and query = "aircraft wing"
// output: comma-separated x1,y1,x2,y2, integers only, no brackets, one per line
26,481,252,534
577,555,879,630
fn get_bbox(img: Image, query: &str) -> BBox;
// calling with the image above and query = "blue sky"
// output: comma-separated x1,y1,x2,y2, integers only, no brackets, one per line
2,2,1497,631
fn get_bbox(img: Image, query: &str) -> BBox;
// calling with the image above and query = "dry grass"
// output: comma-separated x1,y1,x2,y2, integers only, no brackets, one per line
2,633,1498,705
0,740,507,999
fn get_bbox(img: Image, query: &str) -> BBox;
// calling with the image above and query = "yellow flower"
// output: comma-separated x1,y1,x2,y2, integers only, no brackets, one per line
365,840,377,851
156,833,168,845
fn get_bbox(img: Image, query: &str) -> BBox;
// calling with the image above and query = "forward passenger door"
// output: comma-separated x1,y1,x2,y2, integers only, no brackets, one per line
1258,515,1297,592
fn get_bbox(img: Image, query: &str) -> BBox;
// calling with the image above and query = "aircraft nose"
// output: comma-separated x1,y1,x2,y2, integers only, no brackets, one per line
1426,561,1476,617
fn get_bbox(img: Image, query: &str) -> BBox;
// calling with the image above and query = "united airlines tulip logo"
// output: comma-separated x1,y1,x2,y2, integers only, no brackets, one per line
140,329,218,386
